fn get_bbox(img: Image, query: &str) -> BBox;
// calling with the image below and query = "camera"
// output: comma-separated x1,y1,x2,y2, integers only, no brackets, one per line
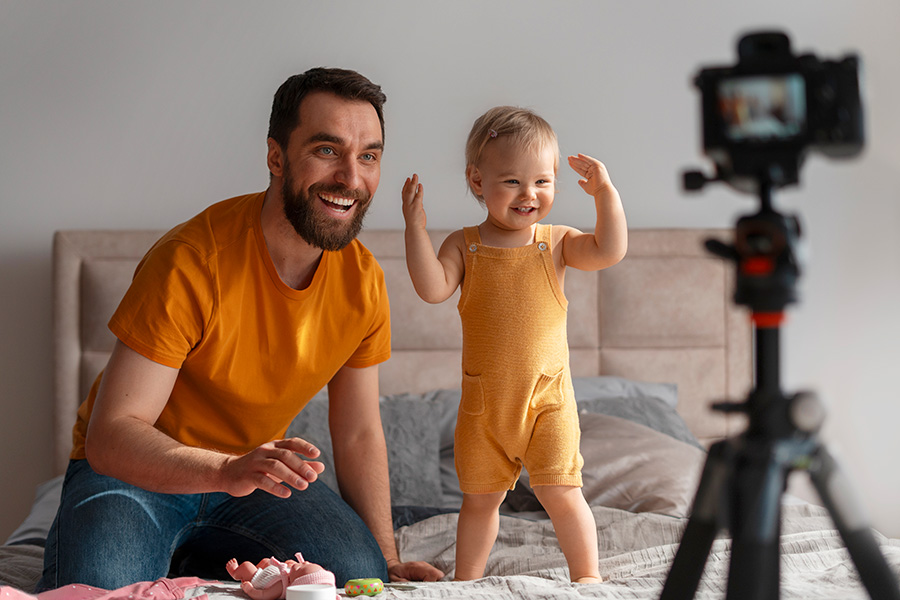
689,31,864,193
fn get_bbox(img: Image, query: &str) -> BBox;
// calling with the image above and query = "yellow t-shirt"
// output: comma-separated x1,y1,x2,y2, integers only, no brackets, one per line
70,191,391,458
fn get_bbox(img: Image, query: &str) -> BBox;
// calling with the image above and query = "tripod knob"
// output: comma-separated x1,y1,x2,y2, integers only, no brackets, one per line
683,170,710,190
705,238,739,262
789,391,826,433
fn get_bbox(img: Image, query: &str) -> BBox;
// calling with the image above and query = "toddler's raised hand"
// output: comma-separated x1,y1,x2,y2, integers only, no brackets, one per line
402,174,427,230
567,154,613,198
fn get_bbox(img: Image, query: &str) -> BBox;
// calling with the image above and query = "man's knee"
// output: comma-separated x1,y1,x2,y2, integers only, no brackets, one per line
326,541,388,587
299,495,388,585
45,462,184,589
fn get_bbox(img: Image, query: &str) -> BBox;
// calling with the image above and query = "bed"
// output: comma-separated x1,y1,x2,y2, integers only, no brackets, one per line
2,227,898,599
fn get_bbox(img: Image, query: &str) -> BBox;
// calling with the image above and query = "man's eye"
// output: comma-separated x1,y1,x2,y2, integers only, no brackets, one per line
318,147,335,156
361,153,378,162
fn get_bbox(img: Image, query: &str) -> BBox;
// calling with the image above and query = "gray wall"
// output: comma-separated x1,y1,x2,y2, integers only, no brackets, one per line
2,0,899,541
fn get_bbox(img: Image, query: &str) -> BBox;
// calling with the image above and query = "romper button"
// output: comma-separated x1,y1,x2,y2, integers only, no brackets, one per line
538,242,548,251
469,244,477,252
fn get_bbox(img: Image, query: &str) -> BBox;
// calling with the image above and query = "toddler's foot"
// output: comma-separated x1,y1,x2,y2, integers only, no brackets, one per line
574,575,603,584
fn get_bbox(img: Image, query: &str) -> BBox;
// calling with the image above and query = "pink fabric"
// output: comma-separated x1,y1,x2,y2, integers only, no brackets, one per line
1,578,212,600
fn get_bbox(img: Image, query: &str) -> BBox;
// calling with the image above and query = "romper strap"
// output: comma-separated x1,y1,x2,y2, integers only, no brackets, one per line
463,226,481,247
535,224,552,245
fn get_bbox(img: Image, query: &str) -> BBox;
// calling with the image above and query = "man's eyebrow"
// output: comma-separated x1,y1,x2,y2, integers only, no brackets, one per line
305,132,384,152
305,132,343,145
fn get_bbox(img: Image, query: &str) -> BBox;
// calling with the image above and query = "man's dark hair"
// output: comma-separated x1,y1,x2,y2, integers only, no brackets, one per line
268,67,387,151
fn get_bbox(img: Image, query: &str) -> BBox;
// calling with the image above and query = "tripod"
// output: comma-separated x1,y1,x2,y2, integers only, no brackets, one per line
659,180,900,600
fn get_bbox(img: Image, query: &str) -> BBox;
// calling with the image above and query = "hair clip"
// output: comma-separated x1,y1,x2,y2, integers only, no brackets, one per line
489,129,498,138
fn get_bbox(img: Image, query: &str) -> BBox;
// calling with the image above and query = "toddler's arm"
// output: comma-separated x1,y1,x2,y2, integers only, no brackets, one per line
561,154,628,271
401,174,465,303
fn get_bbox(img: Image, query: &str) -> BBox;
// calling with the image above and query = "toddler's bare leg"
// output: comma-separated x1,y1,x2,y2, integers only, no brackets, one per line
533,485,602,583
454,491,507,580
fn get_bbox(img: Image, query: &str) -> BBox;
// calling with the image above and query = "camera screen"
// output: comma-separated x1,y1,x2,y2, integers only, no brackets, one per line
717,74,806,142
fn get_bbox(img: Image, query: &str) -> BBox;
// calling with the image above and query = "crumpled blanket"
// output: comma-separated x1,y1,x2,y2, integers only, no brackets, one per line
0,545,44,592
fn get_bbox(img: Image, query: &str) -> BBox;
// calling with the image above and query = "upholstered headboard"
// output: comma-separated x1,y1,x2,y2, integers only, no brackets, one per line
52,228,751,473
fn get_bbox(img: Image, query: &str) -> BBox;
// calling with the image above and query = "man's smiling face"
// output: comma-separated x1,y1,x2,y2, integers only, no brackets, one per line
278,91,384,251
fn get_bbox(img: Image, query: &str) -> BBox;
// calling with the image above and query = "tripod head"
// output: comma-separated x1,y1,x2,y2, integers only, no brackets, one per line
687,172,802,324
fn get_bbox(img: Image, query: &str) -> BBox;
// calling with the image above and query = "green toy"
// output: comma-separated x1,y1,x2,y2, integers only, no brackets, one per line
344,578,384,596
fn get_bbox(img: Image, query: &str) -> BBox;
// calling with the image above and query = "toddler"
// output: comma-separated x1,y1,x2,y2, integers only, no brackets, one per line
401,106,627,582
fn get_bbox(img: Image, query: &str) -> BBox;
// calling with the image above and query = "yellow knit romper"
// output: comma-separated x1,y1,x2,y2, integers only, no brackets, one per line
454,224,584,494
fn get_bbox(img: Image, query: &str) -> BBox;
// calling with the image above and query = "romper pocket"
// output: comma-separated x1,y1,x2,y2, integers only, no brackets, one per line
460,372,486,416
529,367,566,410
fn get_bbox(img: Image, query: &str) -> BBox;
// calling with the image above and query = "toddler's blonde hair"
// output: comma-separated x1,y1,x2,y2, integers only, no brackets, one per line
464,106,559,204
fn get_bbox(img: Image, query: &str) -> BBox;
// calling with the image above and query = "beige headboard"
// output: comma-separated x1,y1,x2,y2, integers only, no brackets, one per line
52,228,751,473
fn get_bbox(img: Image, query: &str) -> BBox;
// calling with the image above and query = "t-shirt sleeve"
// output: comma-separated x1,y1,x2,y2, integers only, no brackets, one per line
109,239,215,369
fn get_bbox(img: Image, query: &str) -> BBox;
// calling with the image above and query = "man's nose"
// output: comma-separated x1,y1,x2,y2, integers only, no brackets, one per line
334,156,361,189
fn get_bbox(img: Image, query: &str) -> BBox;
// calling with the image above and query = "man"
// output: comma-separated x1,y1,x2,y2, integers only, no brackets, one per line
38,68,443,590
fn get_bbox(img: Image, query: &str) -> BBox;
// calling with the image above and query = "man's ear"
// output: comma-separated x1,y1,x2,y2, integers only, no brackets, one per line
267,138,284,178
466,164,484,197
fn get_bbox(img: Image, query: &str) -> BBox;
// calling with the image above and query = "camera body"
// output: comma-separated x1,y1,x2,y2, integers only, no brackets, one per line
694,31,863,191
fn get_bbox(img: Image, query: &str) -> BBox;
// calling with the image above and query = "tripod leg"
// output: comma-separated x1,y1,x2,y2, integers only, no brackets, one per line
725,447,786,600
660,441,730,600
808,446,900,600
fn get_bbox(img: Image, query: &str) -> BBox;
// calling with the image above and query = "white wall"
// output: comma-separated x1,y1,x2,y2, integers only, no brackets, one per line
2,0,898,543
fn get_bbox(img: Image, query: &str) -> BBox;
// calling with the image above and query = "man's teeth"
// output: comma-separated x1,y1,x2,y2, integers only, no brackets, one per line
321,194,355,210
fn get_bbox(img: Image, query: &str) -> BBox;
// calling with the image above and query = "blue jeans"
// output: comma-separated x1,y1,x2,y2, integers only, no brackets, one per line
37,460,388,591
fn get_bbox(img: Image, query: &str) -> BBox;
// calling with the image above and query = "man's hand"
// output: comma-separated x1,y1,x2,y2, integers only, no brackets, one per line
387,558,445,583
219,438,325,498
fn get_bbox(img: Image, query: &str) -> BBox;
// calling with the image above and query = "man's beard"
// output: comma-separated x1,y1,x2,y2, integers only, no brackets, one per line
281,170,371,252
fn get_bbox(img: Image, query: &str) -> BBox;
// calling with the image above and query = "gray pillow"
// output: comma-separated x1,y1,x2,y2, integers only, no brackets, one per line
434,376,696,510
506,413,705,516
503,390,703,512
572,376,679,408
576,396,703,450
428,388,465,508
286,392,444,507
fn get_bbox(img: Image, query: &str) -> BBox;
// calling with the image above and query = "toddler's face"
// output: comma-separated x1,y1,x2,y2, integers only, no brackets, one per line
470,137,557,232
